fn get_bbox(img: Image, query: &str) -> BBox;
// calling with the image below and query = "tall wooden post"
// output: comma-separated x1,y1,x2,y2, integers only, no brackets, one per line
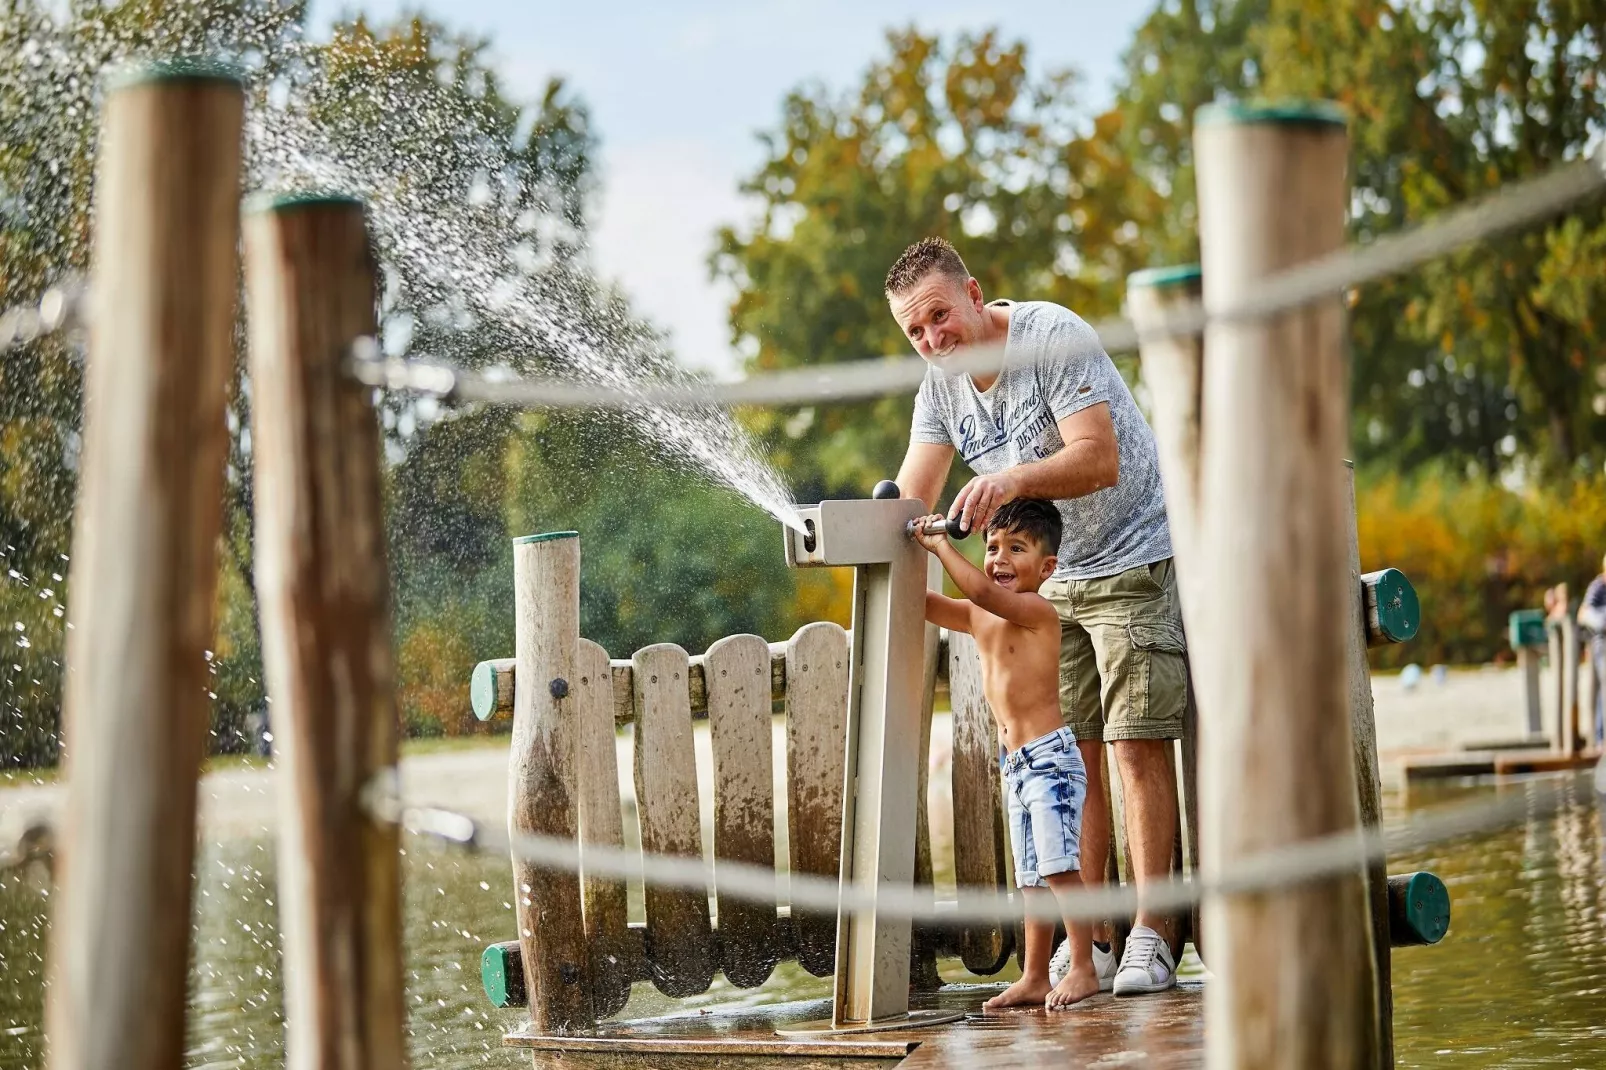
46,63,243,1070
1193,102,1380,1069
243,194,408,1069
509,532,593,1031
1128,265,1206,960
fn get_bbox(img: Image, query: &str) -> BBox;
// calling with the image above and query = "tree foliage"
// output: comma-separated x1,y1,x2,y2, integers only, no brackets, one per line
713,28,1153,498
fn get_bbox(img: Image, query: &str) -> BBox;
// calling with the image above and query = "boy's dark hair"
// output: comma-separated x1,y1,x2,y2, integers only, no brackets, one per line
986,499,1062,554
884,236,969,295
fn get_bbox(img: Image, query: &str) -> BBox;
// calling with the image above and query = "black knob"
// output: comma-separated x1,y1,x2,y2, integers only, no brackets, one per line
945,518,971,540
871,479,901,500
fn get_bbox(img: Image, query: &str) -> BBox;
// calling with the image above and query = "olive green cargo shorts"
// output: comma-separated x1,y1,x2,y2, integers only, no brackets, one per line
1038,558,1188,743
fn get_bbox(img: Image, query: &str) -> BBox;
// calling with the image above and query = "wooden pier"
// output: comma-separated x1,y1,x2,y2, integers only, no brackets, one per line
505,982,1207,1069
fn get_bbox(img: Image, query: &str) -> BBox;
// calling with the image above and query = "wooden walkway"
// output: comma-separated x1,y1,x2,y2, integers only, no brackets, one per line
506,981,1204,1068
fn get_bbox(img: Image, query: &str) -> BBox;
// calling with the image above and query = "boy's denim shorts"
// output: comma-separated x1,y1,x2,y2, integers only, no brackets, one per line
1001,726,1088,888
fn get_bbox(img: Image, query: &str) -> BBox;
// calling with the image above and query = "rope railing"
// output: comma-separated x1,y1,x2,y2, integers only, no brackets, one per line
345,143,1606,412
364,768,1592,927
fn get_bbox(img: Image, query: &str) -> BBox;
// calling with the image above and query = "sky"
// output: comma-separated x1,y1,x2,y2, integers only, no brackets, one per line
306,1,1155,376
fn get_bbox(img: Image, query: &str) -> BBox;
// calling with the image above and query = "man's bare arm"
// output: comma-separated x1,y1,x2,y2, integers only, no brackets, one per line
950,403,1119,533
895,441,956,511
925,591,972,633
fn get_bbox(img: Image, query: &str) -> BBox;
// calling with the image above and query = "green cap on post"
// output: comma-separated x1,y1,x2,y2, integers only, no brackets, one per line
1509,609,1547,650
1368,568,1420,644
512,531,579,545
1195,99,1348,129
243,190,366,216
481,941,527,1008
1388,871,1451,946
470,661,500,721
1128,264,1202,290
106,57,245,92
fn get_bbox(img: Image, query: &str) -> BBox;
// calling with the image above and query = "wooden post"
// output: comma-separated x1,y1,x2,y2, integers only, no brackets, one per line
1344,465,1394,1069
510,532,593,1029
243,193,408,1069
1560,616,1581,757
47,62,243,1070
1193,101,1380,1069
1128,264,1206,963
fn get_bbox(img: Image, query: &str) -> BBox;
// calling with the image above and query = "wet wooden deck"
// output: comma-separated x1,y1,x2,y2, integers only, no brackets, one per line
506,980,1204,1069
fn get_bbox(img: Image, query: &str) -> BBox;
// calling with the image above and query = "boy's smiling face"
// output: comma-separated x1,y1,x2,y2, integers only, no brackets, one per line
983,525,1057,594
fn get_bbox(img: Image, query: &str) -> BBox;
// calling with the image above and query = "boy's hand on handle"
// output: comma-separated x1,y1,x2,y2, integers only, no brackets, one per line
911,514,951,553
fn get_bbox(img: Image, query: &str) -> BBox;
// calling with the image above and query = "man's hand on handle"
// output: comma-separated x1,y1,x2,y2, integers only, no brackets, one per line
949,470,1018,536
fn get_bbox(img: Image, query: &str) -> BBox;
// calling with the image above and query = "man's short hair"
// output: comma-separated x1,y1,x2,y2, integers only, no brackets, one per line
885,237,970,296
986,499,1062,555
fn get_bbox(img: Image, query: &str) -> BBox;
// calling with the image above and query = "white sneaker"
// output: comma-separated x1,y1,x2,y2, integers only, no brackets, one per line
1112,925,1176,996
1048,937,1117,992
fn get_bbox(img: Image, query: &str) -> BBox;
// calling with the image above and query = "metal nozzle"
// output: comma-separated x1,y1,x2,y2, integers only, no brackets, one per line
907,516,970,541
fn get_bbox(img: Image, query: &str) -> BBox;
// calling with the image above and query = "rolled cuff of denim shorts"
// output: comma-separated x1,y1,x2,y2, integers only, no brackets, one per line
1034,852,1080,879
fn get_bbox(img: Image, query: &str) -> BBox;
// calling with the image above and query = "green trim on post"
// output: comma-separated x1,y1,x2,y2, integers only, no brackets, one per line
1195,99,1348,130
470,661,499,722
1127,264,1202,290
1509,609,1547,650
106,58,245,91
1371,568,1420,643
512,531,579,545
1389,872,1450,946
243,190,366,216
481,941,526,1008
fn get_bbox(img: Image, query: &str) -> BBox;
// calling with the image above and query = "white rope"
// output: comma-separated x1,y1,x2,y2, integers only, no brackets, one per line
374,769,1591,926
349,145,1606,412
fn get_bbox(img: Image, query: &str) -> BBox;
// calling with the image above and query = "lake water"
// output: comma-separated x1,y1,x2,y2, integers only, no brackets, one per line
1,775,1602,1067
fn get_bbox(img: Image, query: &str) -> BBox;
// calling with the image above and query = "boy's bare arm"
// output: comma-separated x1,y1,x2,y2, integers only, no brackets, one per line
912,522,1058,629
925,591,972,633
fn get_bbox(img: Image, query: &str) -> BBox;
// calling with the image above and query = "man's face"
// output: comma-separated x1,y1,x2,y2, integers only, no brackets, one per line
888,271,986,367
982,526,1056,594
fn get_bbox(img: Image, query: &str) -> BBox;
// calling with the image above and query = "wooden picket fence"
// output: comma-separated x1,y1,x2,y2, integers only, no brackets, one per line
472,616,1191,1020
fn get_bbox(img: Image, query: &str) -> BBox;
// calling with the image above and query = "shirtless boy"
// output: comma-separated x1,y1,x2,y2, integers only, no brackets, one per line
914,498,1099,1010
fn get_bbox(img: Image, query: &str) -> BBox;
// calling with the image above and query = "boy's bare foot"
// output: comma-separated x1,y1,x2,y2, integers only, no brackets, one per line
982,977,1052,1010
1045,964,1101,1010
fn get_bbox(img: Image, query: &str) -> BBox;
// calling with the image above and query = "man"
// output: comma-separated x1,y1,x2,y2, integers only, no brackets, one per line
886,237,1186,995
1579,560,1606,745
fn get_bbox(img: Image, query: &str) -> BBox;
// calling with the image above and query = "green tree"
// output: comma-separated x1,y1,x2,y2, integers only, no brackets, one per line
0,2,601,760
1114,0,1606,475
714,28,1151,499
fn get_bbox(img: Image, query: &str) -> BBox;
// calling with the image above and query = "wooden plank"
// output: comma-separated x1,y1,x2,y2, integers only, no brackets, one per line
704,634,781,988
245,194,411,1069
1344,466,1394,1068
632,643,716,996
509,533,592,1030
1179,671,1203,961
46,68,244,1070
472,646,790,724
947,631,1012,975
1194,104,1379,1069
909,556,943,991
784,621,849,978
576,639,633,1017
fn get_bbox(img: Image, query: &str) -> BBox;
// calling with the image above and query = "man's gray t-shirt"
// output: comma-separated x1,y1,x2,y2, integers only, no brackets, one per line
910,300,1172,580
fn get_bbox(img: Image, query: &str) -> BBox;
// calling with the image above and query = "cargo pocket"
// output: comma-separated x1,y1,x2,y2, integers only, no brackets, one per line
1126,621,1188,732
1127,621,1185,654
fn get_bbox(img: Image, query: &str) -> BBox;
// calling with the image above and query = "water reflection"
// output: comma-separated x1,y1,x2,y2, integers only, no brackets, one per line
1,779,1602,1067
1387,778,1606,1068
